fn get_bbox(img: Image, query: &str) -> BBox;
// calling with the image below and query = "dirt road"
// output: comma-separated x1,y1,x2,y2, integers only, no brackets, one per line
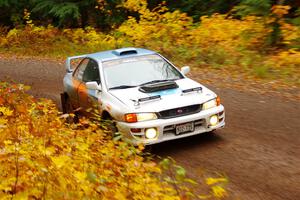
0,57,299,200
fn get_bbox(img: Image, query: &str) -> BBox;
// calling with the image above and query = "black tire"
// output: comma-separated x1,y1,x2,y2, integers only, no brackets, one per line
60,93,68,114
61,93,79,123
101,115,118,138
65,97,74,114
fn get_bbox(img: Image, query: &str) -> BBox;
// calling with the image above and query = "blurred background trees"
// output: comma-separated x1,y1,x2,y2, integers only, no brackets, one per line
0,0,299,83
0,0,299,29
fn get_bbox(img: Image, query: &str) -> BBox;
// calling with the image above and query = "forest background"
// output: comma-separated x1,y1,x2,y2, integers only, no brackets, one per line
0,0,299,85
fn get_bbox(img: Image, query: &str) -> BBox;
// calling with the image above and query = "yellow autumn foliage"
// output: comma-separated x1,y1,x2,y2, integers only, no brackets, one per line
0,82,228,199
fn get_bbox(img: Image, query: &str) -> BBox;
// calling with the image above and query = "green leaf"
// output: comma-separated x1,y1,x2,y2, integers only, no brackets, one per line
160,158,170,170
175,166,186,181
86,171,97,183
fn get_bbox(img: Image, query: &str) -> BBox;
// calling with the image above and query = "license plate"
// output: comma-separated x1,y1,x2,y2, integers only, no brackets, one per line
176,122,194,135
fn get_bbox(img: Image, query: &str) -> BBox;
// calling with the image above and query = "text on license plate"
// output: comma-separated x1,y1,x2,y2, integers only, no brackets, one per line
176,122,194,135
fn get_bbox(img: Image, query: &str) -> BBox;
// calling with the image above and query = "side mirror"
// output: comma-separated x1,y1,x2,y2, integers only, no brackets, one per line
181,66,190,75
86,81,102,91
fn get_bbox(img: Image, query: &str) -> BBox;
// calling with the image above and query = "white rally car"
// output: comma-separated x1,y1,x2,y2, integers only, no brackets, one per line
61,47,225,145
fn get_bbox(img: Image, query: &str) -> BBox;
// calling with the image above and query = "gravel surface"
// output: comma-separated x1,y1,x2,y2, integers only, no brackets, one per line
0,57,299,200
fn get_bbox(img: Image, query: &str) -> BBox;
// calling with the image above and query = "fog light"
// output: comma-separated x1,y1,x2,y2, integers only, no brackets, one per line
145,128,158,139
209,115,219,126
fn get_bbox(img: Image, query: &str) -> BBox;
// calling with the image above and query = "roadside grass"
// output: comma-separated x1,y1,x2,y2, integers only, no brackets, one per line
0,25,299,87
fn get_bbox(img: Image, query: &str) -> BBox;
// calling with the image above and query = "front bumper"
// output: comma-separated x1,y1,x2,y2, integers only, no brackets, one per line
117,105,225,145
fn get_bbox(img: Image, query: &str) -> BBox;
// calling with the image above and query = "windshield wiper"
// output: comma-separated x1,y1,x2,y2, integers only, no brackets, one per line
109,85,137,90
140,78,179,86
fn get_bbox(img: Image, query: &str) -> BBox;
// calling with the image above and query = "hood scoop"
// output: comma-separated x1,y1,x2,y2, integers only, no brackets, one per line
139,81,178,93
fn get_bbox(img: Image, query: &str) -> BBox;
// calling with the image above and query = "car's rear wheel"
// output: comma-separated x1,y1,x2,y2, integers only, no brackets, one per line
61,93,79,123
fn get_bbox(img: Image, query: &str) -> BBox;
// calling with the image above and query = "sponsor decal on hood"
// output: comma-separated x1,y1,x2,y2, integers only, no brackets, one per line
109,78,215,112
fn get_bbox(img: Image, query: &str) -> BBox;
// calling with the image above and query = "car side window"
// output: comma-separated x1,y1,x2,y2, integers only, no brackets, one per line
74,58,89,81
82,59,101,84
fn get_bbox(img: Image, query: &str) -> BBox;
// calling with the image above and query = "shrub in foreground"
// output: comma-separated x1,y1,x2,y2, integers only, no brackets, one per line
0,82,228,199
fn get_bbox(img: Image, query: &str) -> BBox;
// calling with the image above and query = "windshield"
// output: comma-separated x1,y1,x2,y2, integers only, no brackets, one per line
103,54,183,89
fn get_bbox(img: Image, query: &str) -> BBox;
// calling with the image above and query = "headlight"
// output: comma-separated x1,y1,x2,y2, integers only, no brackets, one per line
203,96,221,110
124,113,157,123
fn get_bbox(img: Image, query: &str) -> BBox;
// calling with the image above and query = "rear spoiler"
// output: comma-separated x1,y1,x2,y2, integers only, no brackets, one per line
65,55,87,73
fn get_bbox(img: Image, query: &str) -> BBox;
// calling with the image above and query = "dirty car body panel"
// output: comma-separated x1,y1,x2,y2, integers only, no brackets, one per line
62,48,225,145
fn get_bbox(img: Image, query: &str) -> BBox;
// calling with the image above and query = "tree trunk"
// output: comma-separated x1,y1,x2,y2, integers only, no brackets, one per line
80,8,89,28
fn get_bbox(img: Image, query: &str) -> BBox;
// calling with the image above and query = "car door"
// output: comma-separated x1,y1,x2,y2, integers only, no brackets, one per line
78,58,101,110
71,58,90,108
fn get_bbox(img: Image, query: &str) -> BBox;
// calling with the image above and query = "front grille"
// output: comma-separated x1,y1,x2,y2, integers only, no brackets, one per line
158,104,202,119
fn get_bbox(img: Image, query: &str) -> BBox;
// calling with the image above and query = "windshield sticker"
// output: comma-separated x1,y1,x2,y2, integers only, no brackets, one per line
103,55,161,67
122,58,138,63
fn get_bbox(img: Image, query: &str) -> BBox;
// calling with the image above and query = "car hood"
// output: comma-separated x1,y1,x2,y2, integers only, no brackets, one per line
109,78,216,112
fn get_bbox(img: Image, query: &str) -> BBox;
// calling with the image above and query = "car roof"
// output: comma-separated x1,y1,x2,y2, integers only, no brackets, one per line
87,47,156,62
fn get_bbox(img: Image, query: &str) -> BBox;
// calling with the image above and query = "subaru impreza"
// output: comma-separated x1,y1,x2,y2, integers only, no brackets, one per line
61,47,225,145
